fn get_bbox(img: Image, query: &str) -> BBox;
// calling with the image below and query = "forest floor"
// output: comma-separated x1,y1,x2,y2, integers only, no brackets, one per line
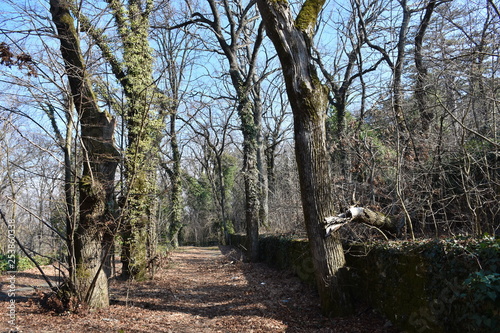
1,246,400,333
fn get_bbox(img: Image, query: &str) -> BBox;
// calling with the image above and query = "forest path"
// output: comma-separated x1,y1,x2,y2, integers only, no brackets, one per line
0,246,398,332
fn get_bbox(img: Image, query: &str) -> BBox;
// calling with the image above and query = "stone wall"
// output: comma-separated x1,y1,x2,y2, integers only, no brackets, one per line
229,234,499,333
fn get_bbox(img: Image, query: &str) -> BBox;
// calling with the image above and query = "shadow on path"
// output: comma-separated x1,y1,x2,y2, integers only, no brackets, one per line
108,246,399,333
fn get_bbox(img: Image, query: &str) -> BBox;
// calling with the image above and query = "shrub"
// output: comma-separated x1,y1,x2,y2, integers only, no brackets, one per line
457,270,500,332
0,254,53,272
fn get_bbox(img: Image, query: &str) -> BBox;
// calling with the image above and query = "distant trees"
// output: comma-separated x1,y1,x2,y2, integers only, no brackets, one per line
0,8,81,292
162,0,270,260
195,0,266,261
153,3,205,248
316,0,386,174
184,104,237,244
412,0,499,235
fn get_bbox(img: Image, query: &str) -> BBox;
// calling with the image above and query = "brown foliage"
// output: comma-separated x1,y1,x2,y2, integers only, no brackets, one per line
1,247,400,332
0,42,37,76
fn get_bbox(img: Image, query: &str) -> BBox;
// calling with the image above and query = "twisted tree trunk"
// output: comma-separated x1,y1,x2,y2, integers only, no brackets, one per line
50,0,120,308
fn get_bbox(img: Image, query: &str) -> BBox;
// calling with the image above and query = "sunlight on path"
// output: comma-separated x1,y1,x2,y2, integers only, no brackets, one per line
0,246,397,332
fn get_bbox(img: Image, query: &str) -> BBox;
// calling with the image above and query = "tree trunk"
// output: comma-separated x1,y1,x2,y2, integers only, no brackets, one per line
200,0,264,261
265,139,276,196
393,0,411,133
104,0,159,280
50,0,120,308
254,82,269,229
257,0,353,316
215,154,229,245
168,113,184,248
239,98,261,262
75,0,160,280
415,0,438,133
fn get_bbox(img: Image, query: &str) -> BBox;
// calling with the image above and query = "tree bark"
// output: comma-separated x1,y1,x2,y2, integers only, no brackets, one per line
254,81,269,229
216,154,229,245
98,0,159,280
415,0,438,133
73,0,160,280
393,0,412,133
167,113,184,248
239,97,261,262
50,0,120,308
205,0,265,261
257,0,353,316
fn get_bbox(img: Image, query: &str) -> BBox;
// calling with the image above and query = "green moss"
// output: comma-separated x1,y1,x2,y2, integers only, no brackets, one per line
346,238,500,332
59,11,75,30
75,265,92,281
295,0,326,33
229,234,499,332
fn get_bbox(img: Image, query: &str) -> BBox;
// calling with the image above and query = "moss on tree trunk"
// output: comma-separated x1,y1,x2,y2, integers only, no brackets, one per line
108,0,160,280
257,0,354,316
50,0,120,308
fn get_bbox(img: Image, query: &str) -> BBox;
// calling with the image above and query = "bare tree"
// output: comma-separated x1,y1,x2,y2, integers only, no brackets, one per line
317,0,385,138
76,0,164,280
262,74,292,198
414,0,440,133
50,0,120,308
163,0,267,260
180,93,238,244
257,0,354,316
153,4,200,248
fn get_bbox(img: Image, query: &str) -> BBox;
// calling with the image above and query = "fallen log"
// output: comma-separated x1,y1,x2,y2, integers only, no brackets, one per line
324,206,402,238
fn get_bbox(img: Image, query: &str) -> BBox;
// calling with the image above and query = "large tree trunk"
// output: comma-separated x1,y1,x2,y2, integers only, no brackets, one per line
257,0,353,316
257,0,352,315
392,0,411,133
74,0,160,280
104,0,159,280
254,81,269,229
50,0,120,308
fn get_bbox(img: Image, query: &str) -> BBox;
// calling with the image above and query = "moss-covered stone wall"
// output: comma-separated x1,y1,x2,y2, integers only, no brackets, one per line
229,234,499,333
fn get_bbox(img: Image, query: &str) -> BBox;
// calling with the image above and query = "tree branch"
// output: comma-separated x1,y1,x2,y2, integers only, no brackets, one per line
0,207,55,290
75,6,128,86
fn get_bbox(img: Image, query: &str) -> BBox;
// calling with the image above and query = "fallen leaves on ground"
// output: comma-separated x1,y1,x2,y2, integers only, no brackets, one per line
1,246,400,332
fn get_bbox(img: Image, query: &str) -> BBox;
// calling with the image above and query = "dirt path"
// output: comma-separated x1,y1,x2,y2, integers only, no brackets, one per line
1,246,399,332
